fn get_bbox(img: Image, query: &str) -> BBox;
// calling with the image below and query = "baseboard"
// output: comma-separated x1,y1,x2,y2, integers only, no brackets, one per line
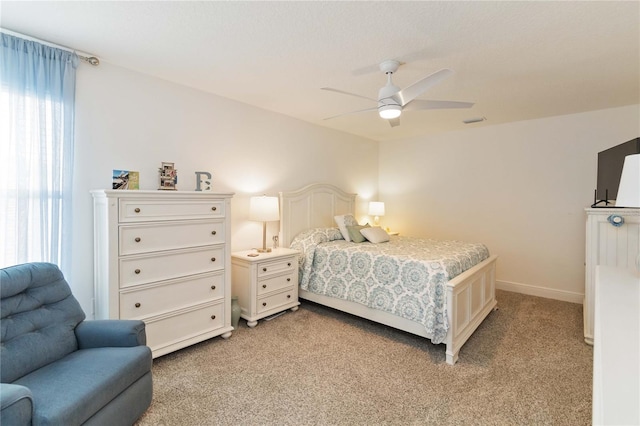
496,280,583,304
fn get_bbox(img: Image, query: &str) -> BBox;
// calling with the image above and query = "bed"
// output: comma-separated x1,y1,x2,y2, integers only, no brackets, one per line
279,183,498,365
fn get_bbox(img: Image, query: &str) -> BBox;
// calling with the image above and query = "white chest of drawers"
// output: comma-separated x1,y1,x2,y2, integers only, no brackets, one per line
231,248,300,327
91,190,234,358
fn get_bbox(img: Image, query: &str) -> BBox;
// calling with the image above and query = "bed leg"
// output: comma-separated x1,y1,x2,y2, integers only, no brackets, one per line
446,350,459,365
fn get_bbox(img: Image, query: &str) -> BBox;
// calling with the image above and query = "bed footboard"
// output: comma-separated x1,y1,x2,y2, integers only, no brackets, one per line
444,255,498,364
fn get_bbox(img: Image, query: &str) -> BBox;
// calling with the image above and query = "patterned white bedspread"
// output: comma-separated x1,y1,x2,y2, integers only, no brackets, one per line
290,228,490,344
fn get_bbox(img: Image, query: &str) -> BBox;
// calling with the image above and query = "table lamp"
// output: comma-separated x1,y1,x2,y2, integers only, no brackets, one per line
368,201,385,226
249,195,280,253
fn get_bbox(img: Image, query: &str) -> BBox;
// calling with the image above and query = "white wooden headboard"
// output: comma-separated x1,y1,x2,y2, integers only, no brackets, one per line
279,183,356,247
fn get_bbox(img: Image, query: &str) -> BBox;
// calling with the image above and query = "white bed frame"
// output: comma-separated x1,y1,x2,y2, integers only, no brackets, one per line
279,183,498,365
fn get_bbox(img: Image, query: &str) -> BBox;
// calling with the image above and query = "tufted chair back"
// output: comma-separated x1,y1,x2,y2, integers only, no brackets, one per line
1,262,86,383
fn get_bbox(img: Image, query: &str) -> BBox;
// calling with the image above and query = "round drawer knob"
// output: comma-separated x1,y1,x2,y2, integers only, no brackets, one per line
262,267,267,272
134,237,141,243
287,278,291,282
262,302,267,307
211,206,217,211
211,285,216,290
262,284,267,289
211,230,217,235
287,295,291,299
287,262,291,267
134,208,140,213
135,302,141,308
134,269,141,274
211,315,216,320
211,257,216,262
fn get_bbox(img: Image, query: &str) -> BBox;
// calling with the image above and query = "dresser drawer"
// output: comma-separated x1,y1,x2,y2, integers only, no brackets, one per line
119,220,225,255
119,199,225,223
257,289,296,314
257,272,296,296
119,246,224,287
144,302,224,352
120,272,224,319
257,257,296,278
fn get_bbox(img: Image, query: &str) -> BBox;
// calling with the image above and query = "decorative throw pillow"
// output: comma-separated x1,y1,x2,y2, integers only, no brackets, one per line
346,224,370,243
334,214,359,242
360,226,390,244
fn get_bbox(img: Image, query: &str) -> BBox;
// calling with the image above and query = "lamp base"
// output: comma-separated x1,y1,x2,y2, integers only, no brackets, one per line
256,247,272,253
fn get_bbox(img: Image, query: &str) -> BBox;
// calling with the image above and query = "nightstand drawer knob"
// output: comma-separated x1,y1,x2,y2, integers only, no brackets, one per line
134,269,141,274
211,285,216,290
135,302,141,308
262,284,267,289
211,315,216,320
287,295,291,299
262,302,267,307
135,237,141,243
134,208,140,213
287,262,291,267
211,230,217,235
263,267,267,272
211,257,216,262
211,206,217,211
287,278,291,282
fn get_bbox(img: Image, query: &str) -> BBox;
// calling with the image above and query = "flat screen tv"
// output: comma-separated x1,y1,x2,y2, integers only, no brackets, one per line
596,137,640,203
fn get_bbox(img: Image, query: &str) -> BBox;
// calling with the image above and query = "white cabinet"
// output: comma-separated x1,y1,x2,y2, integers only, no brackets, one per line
584,208,640,344
92,190,234,358
231,248,300,327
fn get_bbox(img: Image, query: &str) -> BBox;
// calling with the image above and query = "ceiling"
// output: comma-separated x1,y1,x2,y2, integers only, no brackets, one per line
1,1,638,142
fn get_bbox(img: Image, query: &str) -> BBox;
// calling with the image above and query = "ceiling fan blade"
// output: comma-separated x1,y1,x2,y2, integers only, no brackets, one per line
396,69,454,106
323,106,378,121
388,117,400,127
321,87,378,103
403,99,474,111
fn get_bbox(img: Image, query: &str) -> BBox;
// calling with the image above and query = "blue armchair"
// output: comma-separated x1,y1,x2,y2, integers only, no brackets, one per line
1,262,152,425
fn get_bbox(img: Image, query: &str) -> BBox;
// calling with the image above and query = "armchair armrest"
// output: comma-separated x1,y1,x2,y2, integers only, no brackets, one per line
75,319,147,349
1,383,32,426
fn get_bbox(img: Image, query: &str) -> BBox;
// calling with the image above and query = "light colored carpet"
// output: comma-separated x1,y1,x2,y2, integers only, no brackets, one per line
135,290,592,425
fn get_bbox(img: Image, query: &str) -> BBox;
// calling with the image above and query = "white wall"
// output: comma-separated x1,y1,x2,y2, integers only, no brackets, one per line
71,62,378,316
379,105,639,302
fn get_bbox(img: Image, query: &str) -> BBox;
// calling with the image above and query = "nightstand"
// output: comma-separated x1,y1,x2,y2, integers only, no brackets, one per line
231,248,300,327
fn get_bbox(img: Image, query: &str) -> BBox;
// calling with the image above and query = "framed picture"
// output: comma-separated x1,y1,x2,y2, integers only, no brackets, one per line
112,170,139,190
158,162,177,190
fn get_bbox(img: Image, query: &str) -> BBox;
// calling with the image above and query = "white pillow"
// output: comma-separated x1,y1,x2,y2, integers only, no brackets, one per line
360,227,390,244
334,214,358,242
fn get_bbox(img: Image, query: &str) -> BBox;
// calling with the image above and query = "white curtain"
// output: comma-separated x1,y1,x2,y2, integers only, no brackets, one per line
0,33,78,273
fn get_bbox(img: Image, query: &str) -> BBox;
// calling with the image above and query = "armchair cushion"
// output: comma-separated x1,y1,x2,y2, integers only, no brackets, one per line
1,262,85,383
14,346,152,425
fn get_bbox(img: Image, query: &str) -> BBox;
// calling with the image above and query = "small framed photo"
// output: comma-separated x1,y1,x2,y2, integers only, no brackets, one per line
113,170,139,190
159,162,177,190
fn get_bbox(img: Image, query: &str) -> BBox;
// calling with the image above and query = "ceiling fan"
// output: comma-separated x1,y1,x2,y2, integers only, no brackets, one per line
322,60,474,127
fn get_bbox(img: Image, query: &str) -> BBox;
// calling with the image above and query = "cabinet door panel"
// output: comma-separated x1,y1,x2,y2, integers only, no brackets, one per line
144,302,224,352
119,220,225,255
119,246,224,287
120,272,224,318
119,199,225,222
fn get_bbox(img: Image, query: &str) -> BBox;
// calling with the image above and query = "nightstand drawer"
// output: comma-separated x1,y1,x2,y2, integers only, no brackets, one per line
257,257,296,278
144,302,224,352
120,272,224,318
257,290,296,314
119,220,225,255
119,199,226,223
257,272,295,296
119,246,224,287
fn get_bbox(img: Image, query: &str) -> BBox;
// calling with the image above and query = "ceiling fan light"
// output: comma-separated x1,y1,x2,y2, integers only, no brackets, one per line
379,104,401,119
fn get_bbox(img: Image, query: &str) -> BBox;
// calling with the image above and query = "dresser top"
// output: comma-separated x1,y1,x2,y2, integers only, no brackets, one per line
91,190,234,199
232,248,299,263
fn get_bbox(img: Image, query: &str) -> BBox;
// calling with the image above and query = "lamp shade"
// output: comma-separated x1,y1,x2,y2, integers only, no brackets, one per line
368,201,385,217
249,196,280,222
616,154,640,208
